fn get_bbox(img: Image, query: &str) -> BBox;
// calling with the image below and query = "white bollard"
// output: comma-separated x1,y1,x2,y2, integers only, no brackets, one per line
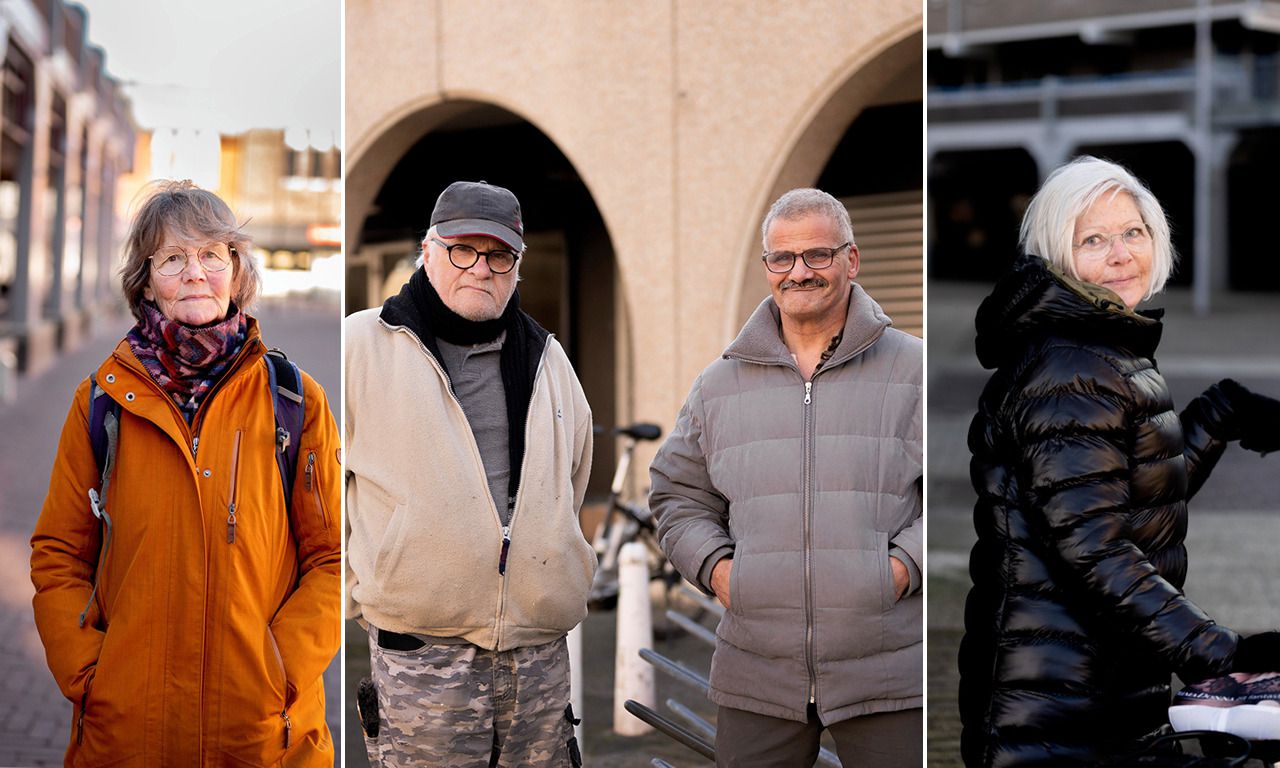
568,622,584,753
613,541,655,735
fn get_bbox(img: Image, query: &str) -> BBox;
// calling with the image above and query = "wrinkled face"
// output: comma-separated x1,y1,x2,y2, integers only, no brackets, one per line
764,213,858,326
424,233,519,321
142,231,238,326
1071,191,1153,310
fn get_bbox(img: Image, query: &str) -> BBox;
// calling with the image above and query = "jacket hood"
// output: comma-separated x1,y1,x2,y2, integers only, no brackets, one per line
725,283,891,367
974,253,1163,370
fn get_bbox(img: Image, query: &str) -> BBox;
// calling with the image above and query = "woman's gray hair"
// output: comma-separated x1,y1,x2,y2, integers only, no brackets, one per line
1019,156,1175,300
761,188,855,248
120,180,261,321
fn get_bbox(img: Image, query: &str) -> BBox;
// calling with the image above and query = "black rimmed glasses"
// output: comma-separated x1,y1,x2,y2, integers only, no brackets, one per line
150,243,236,277
430,237,520,274
762,242,851,273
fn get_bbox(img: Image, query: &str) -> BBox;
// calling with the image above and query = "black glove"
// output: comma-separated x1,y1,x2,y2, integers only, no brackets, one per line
1233,631,1280,672
1219,379,1280,453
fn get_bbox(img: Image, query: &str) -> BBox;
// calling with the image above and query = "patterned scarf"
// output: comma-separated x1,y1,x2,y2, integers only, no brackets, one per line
126,301,247,423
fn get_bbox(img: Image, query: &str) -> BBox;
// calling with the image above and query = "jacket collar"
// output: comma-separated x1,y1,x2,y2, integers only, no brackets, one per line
975,252,1163,370
724,283,891,369
377,271,551,354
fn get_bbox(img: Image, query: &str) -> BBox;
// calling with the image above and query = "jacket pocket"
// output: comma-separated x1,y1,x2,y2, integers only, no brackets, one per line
303,449,329,530
72,632,143,766
226,429,243,544
266,626,293,750
877,531,894,610
727,550,743,615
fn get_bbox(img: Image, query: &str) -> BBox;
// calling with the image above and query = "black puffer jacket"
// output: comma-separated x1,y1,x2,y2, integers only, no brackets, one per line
958,254,1242,767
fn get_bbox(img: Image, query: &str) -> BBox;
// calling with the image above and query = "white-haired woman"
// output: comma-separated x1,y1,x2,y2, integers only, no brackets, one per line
958,156,1280,766
31,180,340,766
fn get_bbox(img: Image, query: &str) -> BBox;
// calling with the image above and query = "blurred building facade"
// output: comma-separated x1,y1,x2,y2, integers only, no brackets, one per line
345,0,923,491
0,0,134,379
120,128,341,286
927,0,1280,311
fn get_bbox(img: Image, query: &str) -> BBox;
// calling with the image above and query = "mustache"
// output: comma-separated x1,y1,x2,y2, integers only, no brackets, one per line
780,277,828,290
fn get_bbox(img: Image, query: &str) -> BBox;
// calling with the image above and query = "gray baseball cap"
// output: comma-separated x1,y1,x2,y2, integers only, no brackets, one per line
429,180,524,251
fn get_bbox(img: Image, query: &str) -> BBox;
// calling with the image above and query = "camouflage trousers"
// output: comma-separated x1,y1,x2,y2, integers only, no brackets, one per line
365,628,580,768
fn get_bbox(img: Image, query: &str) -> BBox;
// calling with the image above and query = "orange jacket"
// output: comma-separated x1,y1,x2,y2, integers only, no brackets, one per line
31,317,341,767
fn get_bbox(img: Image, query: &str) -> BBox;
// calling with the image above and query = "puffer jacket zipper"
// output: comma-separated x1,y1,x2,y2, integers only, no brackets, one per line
305,451,328,529
226,430,243,543
802,379,817,706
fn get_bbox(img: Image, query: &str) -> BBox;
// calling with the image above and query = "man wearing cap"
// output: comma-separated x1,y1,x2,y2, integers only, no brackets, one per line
345,181,594,767
651,188,922,765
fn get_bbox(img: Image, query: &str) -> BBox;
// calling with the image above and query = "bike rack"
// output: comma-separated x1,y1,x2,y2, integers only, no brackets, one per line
635,646,842,768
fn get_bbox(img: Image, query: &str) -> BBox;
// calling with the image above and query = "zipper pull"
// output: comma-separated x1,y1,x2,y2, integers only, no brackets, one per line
192,436,200,459
282,710,292,748
499,526,511,575
77,698,86,744
226,503,237,544
305,452,315,492
804,381,812,405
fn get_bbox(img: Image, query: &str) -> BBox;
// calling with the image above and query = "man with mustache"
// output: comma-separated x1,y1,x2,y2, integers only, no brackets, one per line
651,188,922,766
345,181,594,767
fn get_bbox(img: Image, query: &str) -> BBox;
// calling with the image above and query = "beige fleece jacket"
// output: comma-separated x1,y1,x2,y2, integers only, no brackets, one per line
344,307,595,650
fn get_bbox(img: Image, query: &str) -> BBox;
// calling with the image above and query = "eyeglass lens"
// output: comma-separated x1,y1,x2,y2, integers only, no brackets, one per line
764,247,839,273
153,245,232,276
444,243,518,273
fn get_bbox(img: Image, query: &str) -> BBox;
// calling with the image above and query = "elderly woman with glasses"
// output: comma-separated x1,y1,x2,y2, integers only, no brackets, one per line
957,156,1280,766
31,180,340,766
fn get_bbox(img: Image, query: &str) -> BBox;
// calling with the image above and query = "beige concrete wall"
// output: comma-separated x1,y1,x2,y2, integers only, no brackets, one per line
346,0,922,454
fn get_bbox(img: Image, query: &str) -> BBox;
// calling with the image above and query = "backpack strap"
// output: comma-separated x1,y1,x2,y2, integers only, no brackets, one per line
264,348,305,503
82,373,121,628
87,373,121,479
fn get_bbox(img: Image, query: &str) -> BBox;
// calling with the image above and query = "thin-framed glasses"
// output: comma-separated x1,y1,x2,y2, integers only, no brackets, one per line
762,242,851,273
150,243,236,277
1073,226,1150,261
430,237,520,274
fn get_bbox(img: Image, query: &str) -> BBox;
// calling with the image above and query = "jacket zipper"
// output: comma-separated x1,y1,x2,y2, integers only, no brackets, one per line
802,380,817,706
76,675,93,745
305,450,329,529
267,627,292,749
226,430,243,543
380,319,549,651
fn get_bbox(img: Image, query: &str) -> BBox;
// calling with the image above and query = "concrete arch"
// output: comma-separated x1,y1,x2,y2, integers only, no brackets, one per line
346,91,617,262
726,22,924,336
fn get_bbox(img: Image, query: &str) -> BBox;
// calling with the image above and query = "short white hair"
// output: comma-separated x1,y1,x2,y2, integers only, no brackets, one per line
1019,156,1175,300
761,188,855,249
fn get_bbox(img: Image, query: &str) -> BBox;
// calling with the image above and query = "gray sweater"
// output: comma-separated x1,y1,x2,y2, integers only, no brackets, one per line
651,285,922,724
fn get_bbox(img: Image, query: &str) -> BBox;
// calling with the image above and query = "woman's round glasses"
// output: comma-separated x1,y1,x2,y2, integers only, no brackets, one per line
150,243,235,277
430,237,520,274
1073,226,1150,261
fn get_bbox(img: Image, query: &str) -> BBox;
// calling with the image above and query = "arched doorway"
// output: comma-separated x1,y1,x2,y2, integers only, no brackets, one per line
347,100,620,495
731,30,924,338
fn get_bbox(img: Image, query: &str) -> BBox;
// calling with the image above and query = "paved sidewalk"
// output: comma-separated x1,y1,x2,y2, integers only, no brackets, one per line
0,299,342,766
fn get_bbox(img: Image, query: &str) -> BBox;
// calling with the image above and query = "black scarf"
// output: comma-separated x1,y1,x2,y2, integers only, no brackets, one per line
407,268,536,512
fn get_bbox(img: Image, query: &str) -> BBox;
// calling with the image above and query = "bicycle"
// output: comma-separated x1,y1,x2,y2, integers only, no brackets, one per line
587,422,704,635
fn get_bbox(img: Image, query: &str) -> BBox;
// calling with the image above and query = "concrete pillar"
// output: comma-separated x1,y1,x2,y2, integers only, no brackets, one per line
1193,0,1213,314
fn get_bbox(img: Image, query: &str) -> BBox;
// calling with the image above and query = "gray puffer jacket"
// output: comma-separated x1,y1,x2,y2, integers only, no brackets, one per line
651,286,923,724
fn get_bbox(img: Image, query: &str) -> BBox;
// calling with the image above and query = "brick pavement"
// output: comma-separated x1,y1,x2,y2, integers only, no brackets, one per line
0,299,341,767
